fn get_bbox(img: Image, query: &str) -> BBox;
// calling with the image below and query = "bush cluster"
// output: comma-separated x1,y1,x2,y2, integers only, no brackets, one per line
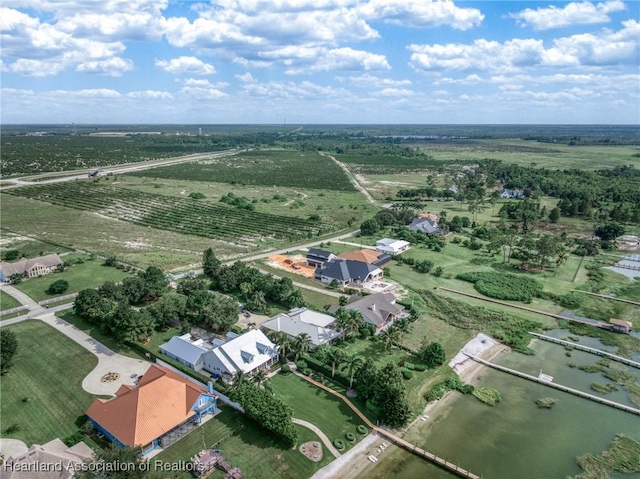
456,271,543,302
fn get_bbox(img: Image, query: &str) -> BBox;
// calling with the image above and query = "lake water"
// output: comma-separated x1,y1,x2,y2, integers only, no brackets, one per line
357,332,640,479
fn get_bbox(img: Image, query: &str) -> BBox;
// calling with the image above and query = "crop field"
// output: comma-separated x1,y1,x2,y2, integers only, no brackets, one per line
336,153,451,175
129,149,356,191
5,181,335,246
0,134,232,177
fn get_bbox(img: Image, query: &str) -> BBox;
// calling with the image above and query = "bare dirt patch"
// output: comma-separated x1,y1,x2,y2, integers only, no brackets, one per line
266,254,316,278
300,441,324,462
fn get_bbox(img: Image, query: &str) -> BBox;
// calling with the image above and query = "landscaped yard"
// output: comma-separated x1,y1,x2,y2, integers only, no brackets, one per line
1,290,22,311
13,255,131,302
0,320,99,446
270,373,367,452
149,407,332,479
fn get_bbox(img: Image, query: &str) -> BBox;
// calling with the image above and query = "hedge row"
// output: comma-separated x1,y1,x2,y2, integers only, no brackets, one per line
302,354,351,388
456,271,543,302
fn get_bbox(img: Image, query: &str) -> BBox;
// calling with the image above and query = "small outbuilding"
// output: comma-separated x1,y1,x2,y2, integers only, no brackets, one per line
306,248,336,268
609,318,633,333
375,238,410,255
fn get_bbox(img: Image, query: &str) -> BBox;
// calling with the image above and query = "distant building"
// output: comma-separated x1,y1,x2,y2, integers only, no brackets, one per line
2,438,93,479
86,364,217,456
262,307,340,346
0,254,63,282
500,188,525,199
375,238,410,255
408,218,444,236
315,259,383,288
338,249,392,266
159,333,210,372
306,248,336,268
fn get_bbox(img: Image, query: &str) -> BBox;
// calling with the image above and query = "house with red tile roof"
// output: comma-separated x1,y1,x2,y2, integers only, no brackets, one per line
85,364,217,455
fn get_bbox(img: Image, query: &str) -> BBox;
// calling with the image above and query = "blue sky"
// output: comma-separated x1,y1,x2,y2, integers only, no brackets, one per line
1,0,638,124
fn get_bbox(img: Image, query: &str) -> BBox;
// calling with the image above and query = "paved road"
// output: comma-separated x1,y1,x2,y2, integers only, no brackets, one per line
292,418,341,458
0,284,40,311
39,313,151,396
2,149,243,189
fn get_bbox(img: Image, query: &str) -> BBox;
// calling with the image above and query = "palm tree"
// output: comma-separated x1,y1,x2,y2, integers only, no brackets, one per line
276,332,292,362
253,369,267,388
293,333,312,360
338,295,349,306
342,353,364,389
230,370,247,391
394,318,413,346
379,326,401,351
327,348,347,378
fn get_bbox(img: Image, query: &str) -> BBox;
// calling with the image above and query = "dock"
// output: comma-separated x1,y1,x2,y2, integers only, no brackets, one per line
295,372,483,479
463,353,640,416
530,333,640,369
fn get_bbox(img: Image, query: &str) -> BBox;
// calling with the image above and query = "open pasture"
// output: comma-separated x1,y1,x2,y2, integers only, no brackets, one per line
5,181,335,246
129,149,357,191
336,153,450,175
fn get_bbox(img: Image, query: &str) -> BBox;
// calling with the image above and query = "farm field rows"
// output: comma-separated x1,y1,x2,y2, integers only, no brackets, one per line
129,149,357,191
5,181,335,246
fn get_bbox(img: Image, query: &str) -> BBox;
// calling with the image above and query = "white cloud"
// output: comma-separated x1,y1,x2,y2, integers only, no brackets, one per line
359,0,483,30
373,87,415,97
307,48,390,73
235,72,257,83
510,0,625,30
179,78,228,100
156,56,216,75
76,57,133,76
126,90,174,99
409,20,640,72
336,73,412,88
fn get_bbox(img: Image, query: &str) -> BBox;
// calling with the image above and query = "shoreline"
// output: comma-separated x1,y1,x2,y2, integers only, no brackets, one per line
326,334,511,479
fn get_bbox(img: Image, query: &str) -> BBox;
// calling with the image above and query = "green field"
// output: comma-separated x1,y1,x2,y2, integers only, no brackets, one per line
0,231,73,260
149,408,331,479
1,290,22,311
130,149,357,191
12,256,131,302
270,373,367,451
0,320,99,445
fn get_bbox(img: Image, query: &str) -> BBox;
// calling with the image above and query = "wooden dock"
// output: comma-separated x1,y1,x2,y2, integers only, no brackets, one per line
530,333,640,369
294,372,482,479
569,289,640,307
463,353,640,416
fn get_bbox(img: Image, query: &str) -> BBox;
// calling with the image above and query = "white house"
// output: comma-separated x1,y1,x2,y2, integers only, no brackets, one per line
375,238,410,255
262,307,341,347
202,330,278,379
159,333,210,372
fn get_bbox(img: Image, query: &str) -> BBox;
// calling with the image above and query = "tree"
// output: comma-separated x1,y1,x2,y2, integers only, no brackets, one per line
360,219,381,235
186,290,238,330
284,289,305,308
422,342,446,368
548,207,561,223
8,273,24,284
47,279,69,295
342,353,364,389
338,295,349,306
177,278,207,296
139,266,168,301
374,363,410,427
202,247,222,278
326,348,347,377
145,292,187,328
75,445,148,479
536,234,558,268
4,250,20,261
253,369,268,388
247,290,267,313
292,333,312,361
0,329,18,375
414,259,434,274
379,326,401,350
595,222,626,242
354,358,378,400
275,333,292,361
554,246,570,277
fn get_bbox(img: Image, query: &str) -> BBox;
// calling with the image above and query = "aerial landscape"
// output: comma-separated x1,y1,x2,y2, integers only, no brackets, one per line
1,1,639,479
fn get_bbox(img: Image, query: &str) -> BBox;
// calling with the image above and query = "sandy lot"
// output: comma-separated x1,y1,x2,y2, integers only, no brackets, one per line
266,254,316,278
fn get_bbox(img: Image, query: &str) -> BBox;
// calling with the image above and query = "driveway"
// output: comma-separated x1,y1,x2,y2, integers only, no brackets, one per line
39,313,152,396
0,438,28,459
0,284,40,310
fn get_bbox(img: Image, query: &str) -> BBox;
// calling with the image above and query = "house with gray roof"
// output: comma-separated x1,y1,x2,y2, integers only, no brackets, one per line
314,259,383,288
306,248,336,268
0,253,63,282
159,333,210,371
262,307,341,346
329,293,404,334
202,329,278,380
409,218,444,236
2,438,93,479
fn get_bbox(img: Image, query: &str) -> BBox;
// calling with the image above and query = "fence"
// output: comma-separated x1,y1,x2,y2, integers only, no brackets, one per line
39,292,78,306
0,306,28,317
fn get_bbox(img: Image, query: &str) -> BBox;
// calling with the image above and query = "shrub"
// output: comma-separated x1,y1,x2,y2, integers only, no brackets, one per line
47,279,69,295
5,424,20,434
4,250,20,261
535,397,558,409
345,432,356,442
456,271,543,302
295,359,308,370
189,192,206,199
472,387,502,406
281,364,291,374
413,364,427,371
357,425,368,435
302,368,312,376
63,432,84,447
404,362,415,370
333,439,345,450
401,369,413,380
365,399,381,414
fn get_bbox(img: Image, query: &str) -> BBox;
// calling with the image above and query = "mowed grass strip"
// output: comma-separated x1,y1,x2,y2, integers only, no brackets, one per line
150,407,331,479
129,149,357,191
269,372,366,450
0,320,98,445
13,257,131,302
1,290,23,311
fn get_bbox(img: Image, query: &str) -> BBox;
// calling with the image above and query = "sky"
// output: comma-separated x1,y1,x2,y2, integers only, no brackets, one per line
1,0,639,124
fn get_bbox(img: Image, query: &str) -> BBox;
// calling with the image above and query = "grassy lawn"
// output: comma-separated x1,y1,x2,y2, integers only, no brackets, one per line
270,373,367,451
301,289,338,311
13,256,131,302
150,407,331,479
0,320,99,446
1,290,22,311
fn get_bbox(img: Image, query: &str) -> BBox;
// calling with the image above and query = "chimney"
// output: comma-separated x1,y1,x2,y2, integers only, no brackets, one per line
370,303,376,311
208,381,214,394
